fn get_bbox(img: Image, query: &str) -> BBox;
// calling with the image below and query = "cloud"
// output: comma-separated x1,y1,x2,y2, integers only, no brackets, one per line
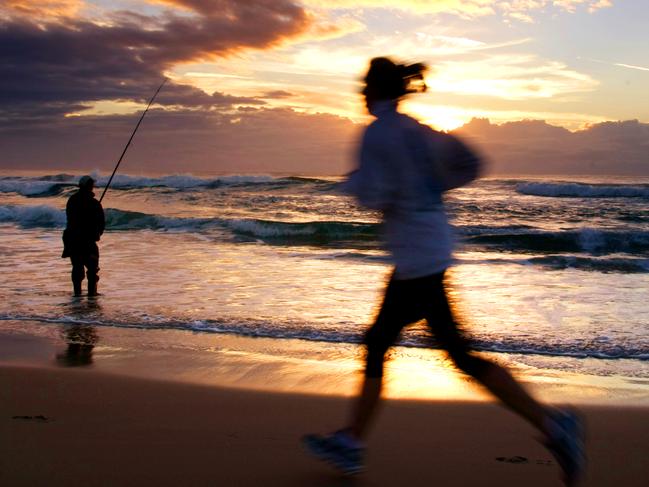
427,54,599,100
455,117,649,175
302,0,613,18
498,0,613,20
302,0,495,16
260,90,296,99
0,106,360,175
1,0,83,19
0,0,311,123
553,0,612,13
588,0,613,12
2,100,647,177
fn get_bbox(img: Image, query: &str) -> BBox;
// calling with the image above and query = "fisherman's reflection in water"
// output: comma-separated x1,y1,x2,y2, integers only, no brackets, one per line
57,294,102,367
57,324,98,367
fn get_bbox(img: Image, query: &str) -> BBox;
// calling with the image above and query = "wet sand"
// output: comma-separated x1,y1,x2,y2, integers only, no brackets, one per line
2,364,648,487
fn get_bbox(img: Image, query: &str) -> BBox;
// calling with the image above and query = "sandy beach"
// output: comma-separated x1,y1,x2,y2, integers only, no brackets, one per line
1,326,648,487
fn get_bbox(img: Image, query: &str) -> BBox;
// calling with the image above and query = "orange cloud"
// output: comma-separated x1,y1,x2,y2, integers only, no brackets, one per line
1,0,82,19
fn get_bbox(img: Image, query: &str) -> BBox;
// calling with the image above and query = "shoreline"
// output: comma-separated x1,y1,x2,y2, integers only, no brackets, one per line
2,319,649,485
1,320,648,406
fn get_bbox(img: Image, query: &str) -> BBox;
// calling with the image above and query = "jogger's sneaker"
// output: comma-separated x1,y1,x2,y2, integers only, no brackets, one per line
546,409,586,486
302,430,365,475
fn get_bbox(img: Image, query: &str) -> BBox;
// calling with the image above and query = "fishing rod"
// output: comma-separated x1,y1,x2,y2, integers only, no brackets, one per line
99,77,168,203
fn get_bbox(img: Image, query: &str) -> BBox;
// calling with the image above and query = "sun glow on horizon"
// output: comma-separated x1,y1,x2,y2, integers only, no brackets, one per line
405,103,470,131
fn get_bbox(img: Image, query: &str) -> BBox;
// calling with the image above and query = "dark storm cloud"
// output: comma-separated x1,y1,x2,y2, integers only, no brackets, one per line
0,0,310,121
154,84,265,109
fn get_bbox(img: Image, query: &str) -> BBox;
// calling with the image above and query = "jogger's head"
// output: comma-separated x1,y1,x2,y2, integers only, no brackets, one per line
362,57,427,110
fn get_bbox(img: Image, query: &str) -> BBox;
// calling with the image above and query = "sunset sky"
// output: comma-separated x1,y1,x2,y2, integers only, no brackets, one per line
1,0,648,175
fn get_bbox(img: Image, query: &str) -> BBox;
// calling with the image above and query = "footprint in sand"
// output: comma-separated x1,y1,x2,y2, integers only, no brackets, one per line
12,415,52,423
496,456,529,464
535,459,553,466
496,456,553,467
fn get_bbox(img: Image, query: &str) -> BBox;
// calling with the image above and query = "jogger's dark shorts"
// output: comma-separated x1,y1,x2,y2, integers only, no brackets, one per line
364,271,488,379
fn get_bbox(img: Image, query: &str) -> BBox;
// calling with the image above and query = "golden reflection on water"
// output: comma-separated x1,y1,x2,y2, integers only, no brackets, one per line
381,348,490,401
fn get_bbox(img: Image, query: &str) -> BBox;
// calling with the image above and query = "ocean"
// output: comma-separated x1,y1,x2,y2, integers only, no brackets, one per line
1,171,648,395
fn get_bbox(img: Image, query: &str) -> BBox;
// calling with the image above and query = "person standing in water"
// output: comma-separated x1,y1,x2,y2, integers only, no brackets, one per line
303,57,585,486
62,175,105,297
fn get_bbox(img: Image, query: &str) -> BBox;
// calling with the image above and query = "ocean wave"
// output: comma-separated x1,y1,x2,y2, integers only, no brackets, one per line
97,173,282,189
4,204,649,256
223,218,377,243
465,227,649,255
105,209,378,244
0,204,378,245
0,180,73,197
0,204,66,228
517,182,649,199
527,255,649,273
0,173,333,197
2,312,647,361
456,255,649,273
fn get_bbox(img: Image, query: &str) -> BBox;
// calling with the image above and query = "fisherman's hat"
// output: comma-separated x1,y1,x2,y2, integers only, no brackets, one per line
78,175,95,188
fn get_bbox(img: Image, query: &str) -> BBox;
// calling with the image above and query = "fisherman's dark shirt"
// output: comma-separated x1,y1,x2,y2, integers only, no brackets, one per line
62,190,105,257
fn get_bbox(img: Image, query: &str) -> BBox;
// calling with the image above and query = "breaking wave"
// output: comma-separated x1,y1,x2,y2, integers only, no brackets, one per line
0,204,377,244
0,204,66,227
0,173,336,197
4,204,649,256
464,227,649,255
517,182,649,199
0,180,73,197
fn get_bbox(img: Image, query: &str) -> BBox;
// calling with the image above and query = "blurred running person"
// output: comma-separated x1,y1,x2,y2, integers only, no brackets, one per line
303,57,585,486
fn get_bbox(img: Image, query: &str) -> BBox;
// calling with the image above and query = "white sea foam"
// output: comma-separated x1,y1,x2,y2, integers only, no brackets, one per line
0,204,66,227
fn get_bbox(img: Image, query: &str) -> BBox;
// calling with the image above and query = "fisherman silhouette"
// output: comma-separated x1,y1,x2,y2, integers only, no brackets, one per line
62,176,105,297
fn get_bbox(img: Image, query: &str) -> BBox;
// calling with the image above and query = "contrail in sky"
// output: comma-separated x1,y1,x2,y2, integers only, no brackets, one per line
583,57,649,72
614,62,649,72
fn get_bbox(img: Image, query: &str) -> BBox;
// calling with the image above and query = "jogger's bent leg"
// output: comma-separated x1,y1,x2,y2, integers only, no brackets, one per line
426,274,552,436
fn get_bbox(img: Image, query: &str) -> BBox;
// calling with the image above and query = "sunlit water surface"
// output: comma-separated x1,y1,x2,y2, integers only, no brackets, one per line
1,172,648,399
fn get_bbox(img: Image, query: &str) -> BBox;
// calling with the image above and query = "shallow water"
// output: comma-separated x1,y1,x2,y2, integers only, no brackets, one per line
1,172,648,385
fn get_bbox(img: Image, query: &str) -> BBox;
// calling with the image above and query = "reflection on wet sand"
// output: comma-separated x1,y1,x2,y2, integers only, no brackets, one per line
57,324,98,366
56,298,100,367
